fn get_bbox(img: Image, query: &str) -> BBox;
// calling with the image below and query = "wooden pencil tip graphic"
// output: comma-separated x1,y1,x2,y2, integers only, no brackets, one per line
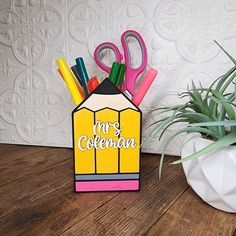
93,78,121,95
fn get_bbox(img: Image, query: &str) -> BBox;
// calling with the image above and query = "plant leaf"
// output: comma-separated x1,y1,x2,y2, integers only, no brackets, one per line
172,132,236,164
158,127,220,179
214,40,236,65
188,120,236,127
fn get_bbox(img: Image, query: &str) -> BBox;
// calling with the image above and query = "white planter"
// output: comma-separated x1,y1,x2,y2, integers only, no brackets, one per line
181,132,236,213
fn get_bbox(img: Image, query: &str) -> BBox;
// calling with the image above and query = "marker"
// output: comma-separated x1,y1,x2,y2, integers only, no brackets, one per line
71,65,82,87
75,57,89,97
56,58,84,105
109,62,120,85
132,68,158,106
116,64,126,86
87,76,100,93
58,68,85,96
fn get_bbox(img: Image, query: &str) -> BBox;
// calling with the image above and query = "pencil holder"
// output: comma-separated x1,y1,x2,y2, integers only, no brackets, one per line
72,78,142,192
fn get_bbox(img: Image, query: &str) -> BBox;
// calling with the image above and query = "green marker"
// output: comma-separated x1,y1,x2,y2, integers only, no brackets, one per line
116,64,126,86
109,62,120,85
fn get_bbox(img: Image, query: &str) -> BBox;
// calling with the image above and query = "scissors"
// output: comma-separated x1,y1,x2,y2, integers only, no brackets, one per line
94,30,147,95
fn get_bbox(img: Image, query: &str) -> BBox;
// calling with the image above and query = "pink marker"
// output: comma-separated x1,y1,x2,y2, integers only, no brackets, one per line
132,68,158,106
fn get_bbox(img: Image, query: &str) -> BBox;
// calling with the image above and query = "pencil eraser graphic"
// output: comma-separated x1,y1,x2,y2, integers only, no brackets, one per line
75,180,139,192
72,78,142,192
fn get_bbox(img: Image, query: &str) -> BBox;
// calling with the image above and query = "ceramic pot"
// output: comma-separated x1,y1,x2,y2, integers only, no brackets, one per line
181,132,236,213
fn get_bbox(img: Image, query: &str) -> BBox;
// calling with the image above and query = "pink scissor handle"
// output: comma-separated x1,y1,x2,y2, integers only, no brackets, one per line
94,42,123,73
121,30,148,95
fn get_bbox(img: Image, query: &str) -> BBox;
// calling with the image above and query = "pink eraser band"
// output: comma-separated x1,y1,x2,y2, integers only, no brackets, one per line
75,180,139,192
132,68,158,106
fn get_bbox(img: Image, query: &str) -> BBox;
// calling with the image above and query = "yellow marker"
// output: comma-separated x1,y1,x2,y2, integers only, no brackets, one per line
56,58,84,105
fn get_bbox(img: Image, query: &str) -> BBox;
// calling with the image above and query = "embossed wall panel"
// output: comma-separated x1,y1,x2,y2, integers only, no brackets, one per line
0,0,236,155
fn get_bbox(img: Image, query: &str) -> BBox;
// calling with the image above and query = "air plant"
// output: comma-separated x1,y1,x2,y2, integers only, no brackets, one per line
146,41,236,179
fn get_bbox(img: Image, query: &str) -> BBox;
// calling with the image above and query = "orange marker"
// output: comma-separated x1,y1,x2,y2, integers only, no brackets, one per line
87,76,100,93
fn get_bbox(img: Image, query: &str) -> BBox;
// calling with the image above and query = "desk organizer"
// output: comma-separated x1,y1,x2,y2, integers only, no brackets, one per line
72,79,142,192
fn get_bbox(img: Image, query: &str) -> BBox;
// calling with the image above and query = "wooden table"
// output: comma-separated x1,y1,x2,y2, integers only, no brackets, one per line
0,144,235,235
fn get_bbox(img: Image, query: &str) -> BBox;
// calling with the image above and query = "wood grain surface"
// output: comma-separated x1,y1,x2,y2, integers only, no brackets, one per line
0,144,235,235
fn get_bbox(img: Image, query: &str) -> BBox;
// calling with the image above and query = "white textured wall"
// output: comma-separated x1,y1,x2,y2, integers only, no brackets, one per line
0,0,236,155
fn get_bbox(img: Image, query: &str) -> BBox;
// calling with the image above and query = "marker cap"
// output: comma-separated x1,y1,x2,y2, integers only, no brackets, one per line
87,76,100,93
109,62,120,84
116,64,126,86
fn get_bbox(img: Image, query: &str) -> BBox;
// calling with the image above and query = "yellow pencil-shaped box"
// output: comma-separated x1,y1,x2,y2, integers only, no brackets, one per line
72,78,142,192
